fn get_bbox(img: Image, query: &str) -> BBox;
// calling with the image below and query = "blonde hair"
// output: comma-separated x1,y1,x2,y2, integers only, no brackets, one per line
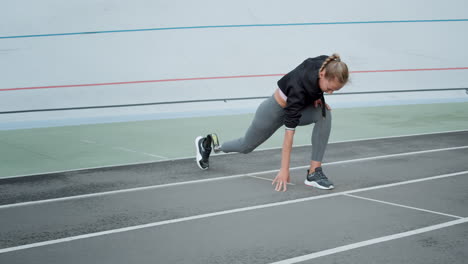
319,53,349,85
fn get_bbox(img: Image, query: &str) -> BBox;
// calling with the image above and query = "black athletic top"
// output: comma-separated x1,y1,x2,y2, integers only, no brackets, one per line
277,55,328,129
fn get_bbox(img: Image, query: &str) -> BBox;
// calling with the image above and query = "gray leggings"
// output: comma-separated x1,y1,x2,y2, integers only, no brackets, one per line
220,95,331,162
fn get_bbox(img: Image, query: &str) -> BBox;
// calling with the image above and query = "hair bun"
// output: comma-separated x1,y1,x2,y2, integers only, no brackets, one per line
332,53,341,62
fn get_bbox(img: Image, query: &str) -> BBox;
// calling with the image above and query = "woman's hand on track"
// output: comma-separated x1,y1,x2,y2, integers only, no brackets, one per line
272,168,290,192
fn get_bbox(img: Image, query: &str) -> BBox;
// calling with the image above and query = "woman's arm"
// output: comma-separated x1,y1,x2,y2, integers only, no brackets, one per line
272,129,295,192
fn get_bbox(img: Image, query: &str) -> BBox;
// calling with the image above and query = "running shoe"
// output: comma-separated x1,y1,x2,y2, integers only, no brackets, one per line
304,167,334,190
195,134,213,170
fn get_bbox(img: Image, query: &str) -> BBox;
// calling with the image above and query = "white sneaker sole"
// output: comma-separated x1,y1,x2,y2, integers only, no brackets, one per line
304,180,334,190
195,136,208,170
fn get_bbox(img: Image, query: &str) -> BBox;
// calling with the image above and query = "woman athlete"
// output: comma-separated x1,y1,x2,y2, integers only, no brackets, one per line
195,54,349,192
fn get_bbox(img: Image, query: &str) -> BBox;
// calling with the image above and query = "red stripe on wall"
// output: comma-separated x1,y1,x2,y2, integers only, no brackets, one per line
1,67,467,92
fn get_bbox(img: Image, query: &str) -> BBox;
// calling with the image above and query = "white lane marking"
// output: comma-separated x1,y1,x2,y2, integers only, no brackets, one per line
269,217,468,264
1,146,467,209
174,129,468,159
344,194,463,219
2,129,467,180
302,129,468,148
81,139,168,159
0,170,466,254
322,145,468,167
80,139,96,144
247,175,296,185
113,147,167,159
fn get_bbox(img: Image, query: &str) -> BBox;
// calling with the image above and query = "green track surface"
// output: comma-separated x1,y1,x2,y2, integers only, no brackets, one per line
1,102,467,178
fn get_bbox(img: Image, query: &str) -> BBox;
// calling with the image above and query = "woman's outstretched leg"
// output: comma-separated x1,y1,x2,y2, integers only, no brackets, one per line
220,96,284,154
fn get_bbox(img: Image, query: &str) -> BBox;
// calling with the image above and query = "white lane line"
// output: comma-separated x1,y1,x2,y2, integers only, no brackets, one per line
164,129,468,160
322,145,468,167
323,129,468,146
344,194,463,219
81,139,168,159
0,170,466,254
0,172,263,209
80,139,96,144
1,146,467,209
247,175,296,185
112,147,168,159
3,129,467,180
269,217,468,264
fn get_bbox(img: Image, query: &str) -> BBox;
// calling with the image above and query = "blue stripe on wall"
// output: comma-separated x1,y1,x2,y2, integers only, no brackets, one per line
1,19,467,39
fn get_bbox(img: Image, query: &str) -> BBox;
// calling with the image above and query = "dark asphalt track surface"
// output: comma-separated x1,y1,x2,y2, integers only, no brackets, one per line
0,131,467,263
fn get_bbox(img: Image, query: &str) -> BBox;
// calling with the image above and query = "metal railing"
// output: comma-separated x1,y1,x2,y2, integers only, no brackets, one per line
1,88,467,114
